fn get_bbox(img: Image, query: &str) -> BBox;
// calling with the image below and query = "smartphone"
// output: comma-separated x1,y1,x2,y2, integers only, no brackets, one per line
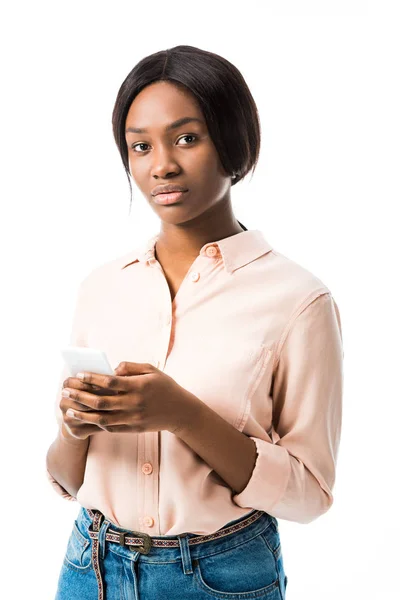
61,346,115,377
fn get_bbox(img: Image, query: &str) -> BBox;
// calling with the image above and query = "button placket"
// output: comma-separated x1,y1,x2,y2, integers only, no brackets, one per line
189,271,200,282
143,516,154,528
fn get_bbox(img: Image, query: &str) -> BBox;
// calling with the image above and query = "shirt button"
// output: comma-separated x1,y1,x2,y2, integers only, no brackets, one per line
205,246,218,257
143,516,154,527
142,463,153,475
189,271,200,282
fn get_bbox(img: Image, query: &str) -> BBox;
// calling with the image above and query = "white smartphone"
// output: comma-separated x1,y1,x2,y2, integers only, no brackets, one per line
61,346,115,377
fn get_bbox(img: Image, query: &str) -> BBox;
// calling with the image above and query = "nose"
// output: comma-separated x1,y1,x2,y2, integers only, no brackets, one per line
150,144,180,179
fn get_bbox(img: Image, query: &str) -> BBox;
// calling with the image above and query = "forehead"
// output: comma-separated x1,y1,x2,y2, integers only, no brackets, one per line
125,81,202,126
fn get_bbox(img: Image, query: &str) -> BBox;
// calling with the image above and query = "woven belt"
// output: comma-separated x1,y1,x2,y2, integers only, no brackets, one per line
85,507,265,600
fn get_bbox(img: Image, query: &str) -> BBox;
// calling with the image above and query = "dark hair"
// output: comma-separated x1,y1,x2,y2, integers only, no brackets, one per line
112,45,261,214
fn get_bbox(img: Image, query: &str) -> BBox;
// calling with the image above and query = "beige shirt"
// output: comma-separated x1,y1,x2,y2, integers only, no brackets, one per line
47,228,344,534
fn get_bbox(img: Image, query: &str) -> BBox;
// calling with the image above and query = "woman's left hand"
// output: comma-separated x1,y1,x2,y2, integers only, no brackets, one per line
61,361,200,435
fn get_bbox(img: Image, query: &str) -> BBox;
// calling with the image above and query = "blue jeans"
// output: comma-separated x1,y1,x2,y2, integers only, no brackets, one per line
55,505,288,599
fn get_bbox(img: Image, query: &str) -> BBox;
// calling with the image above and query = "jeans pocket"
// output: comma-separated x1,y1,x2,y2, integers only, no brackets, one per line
63,519,92,572
192,528,282,599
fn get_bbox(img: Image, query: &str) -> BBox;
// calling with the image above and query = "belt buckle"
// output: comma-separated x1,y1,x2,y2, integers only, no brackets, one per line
126,530,153,555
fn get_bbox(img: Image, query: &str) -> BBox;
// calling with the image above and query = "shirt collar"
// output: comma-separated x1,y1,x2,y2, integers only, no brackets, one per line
120,229,273,274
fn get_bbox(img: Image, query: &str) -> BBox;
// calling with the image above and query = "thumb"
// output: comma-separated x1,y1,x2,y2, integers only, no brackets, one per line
114,361,154,376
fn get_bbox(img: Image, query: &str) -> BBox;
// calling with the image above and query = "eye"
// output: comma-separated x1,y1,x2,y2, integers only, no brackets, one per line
131,142,150,153
177,134,197,145
130,134,197,153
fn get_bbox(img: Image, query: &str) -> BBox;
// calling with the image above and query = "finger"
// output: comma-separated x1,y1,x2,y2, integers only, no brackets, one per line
61,396,99,414
62,388,124,411
63,377,104,393
63,419,102,440
66,408,127,430
62,379,115,398
74,372,131,392
115,362,155,376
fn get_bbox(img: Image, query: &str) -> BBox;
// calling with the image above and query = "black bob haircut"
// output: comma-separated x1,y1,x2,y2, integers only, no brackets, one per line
112,45,261,214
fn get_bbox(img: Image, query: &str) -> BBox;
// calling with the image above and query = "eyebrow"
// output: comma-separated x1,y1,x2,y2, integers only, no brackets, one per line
125,116,204,135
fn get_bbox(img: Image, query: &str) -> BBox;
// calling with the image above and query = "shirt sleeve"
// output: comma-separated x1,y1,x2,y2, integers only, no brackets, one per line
232,291,344,524
46,275,92,501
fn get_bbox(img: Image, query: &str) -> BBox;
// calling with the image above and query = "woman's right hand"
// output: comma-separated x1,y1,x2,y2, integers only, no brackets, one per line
59,375,118,440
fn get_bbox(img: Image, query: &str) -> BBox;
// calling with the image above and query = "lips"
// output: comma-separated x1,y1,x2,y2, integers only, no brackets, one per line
151,183,188,196
153,191,187,205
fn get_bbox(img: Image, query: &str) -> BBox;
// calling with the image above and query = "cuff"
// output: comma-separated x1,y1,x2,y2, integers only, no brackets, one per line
46,469,77,501
231,437,290,512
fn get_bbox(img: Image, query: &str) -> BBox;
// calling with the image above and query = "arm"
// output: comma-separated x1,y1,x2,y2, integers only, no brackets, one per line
46,424,90,500
176,291,344,524
46,274,93,500
175,399,258,496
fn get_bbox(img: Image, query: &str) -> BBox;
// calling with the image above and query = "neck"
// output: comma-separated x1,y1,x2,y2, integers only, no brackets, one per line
155,196,246,264
156,219,245,264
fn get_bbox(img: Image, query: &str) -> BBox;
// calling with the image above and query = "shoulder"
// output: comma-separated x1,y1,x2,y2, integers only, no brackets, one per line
78,246,142,292
263,250,341,369
264,248,332,308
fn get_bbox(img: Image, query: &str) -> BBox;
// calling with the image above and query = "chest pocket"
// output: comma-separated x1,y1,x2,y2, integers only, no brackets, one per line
168,340,274,431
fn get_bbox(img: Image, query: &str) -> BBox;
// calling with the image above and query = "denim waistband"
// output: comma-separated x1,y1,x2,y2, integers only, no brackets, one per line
78,506,278,563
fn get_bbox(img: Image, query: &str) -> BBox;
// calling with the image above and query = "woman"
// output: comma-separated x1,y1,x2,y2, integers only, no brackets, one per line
46,45,344,600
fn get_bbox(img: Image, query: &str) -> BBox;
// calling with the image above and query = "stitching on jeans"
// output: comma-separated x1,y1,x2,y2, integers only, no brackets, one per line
260,528,282,560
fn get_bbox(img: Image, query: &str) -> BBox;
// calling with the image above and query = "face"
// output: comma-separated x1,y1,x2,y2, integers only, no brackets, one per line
124,81,232,225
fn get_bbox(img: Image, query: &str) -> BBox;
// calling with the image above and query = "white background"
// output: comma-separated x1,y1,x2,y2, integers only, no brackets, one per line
1,1,399,598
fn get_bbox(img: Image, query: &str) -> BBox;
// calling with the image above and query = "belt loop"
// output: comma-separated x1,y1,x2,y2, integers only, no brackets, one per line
177,534,194,575
98,517,111,560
